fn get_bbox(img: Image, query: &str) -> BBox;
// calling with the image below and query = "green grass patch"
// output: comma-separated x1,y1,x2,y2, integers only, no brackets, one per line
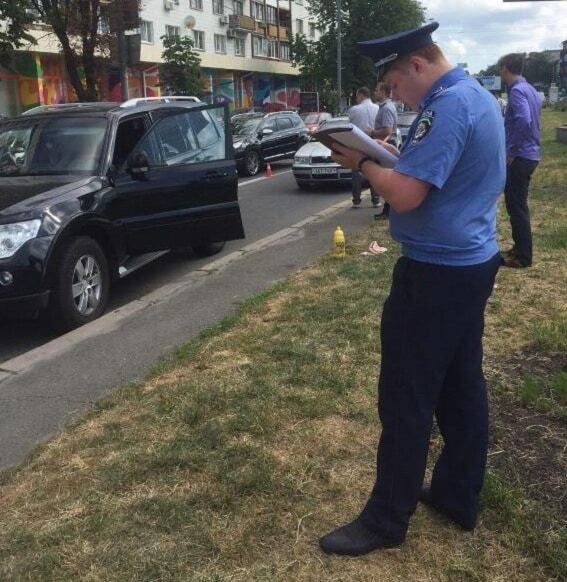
0,110,565,581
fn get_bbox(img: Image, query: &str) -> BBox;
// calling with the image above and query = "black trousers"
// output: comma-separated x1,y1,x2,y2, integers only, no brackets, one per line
352,171,379,205
360,254,500,540
504,157,539,266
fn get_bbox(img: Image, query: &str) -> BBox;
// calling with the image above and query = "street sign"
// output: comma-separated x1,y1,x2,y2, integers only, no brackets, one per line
476,75,502,91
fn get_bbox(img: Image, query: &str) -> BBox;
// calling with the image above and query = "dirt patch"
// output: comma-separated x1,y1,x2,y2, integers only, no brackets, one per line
487,349,567,520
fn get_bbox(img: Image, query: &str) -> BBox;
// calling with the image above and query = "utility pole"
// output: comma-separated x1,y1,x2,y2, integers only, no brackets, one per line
115,3,129,101
337,0,342,114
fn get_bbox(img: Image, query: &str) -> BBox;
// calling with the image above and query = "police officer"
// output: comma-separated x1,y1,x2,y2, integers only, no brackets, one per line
319,22,505,556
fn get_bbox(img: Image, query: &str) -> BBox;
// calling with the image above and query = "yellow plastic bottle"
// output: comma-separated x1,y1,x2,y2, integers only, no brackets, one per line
333,226,346,258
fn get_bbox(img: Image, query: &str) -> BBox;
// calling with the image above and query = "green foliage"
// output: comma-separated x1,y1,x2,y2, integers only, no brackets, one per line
290,0,425,111
0,1,36,64
159,34,204,97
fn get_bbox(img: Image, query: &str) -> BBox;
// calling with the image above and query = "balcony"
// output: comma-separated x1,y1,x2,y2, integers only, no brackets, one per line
228,14,255,32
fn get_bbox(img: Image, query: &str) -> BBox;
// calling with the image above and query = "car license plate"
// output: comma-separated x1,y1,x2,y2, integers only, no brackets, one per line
312,167,337,176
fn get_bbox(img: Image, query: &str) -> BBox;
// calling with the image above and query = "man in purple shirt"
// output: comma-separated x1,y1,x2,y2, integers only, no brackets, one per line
499,53,542,268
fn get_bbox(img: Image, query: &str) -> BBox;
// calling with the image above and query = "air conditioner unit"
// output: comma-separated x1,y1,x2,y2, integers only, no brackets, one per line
163,0,174,10
219,15,229,25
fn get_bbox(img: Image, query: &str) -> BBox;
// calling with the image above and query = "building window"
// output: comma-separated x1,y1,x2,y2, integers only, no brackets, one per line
309,23,316,38
267,39,278,58
252,1,265,21
295,19,304,35
98,15,110,34
233,0,244,15
253,35,268,57
141,20,154,43
279,42,290,61
214,33,227,53
165,25,180,38
190,0,203,9
266,5,277,24
213,0,224,15
193,30,205,50
234,37,246,56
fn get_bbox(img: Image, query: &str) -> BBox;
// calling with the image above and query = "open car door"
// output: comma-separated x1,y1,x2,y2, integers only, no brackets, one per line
110,102,245,254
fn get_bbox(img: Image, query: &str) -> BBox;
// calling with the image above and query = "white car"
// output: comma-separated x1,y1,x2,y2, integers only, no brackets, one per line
292,118,353,189
292,118,401,190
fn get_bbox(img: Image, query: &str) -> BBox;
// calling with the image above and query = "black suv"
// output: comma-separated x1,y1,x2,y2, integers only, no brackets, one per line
0,101,245,331
231,111,309,176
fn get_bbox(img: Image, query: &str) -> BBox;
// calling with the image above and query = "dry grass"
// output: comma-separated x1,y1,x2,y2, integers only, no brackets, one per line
0,111,565,581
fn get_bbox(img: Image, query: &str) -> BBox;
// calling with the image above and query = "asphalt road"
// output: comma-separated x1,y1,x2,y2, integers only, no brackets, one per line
0,162,382,469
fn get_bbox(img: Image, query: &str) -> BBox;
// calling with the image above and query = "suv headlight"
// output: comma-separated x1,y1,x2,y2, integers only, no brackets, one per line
295,156,310,165
0,220,41,259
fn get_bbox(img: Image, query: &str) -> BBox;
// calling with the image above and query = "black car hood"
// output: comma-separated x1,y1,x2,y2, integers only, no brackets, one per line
0,175,98,214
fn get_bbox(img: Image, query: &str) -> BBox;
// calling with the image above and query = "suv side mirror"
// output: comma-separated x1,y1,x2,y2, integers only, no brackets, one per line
127,151,150,178
261,128,274,137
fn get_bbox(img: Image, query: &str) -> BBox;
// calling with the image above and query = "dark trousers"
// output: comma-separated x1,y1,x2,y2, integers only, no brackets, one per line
352,171,379,205
360,254,500,540
504,157,539,266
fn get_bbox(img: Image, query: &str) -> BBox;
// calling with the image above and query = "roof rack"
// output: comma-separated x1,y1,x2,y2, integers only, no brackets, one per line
21,102,118,116
120,96,202,107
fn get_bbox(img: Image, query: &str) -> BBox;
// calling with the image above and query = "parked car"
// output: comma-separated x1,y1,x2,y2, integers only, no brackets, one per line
301,111,333,133
232,110,309,176
292,118,401,189
0,100,245,331
292,118,353,189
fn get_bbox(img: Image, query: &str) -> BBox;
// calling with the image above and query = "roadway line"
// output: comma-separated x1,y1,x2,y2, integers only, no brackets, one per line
0,195,359,382
239,169,292,186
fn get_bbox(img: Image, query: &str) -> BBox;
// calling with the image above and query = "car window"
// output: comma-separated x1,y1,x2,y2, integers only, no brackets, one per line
0,125,35,176
277,117,293,131
262,118,277,131
10,117,107,176
292,115,305,127
112,116,149,169
131,106,229,167
187,109,222,150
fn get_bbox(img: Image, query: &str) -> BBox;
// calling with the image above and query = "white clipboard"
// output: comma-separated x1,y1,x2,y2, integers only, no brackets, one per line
312,123,399,168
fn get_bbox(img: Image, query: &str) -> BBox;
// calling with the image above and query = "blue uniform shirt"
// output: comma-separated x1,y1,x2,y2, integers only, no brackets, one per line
391,67,506,266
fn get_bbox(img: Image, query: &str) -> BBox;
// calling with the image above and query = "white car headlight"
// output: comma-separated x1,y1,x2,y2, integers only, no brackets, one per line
295,156,310,165
233,141,245,150
0,219,41,259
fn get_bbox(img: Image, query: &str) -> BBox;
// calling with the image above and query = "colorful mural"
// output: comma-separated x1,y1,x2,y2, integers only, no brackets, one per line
0,51,303,116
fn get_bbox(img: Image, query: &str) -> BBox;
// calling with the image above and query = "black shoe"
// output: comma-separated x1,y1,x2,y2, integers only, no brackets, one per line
419,486,476,531
319,518,404,556
501,256,530,268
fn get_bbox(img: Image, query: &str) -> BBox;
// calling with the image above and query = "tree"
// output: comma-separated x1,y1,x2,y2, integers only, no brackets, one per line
159,34,204,97
0,4,36,65
290,0,425,110
0,0,140,102
480,53,554,89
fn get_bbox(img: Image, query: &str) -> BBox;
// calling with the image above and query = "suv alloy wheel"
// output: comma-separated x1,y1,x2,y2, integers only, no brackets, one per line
244,150,261,177
47,237,110,332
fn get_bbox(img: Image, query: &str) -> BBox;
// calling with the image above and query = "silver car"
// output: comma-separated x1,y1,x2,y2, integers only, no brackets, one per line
292,118,402,189
292,118,353,189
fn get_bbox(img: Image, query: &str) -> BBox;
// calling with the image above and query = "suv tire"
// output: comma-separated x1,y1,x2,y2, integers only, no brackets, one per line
243,150,262,177
47,236,110,332
192,241,226,257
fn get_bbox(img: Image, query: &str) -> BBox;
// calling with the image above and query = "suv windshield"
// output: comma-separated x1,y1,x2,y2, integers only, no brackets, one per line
0,117,107,177
232,117,262,138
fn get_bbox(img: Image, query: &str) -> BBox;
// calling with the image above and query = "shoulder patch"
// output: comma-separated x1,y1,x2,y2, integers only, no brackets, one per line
412,110,435,144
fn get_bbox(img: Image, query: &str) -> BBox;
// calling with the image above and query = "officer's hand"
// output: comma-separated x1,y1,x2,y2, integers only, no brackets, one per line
330,142,364,170
378,140,400,157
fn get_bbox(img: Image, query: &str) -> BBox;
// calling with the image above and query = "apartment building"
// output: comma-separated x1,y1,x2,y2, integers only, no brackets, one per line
0,0,319,115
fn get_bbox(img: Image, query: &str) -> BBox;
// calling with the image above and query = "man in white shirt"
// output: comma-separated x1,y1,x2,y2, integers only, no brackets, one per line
348,87,380,207
371,82,399,217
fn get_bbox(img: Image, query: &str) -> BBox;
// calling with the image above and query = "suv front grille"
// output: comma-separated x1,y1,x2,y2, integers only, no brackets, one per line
310,156,334,164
